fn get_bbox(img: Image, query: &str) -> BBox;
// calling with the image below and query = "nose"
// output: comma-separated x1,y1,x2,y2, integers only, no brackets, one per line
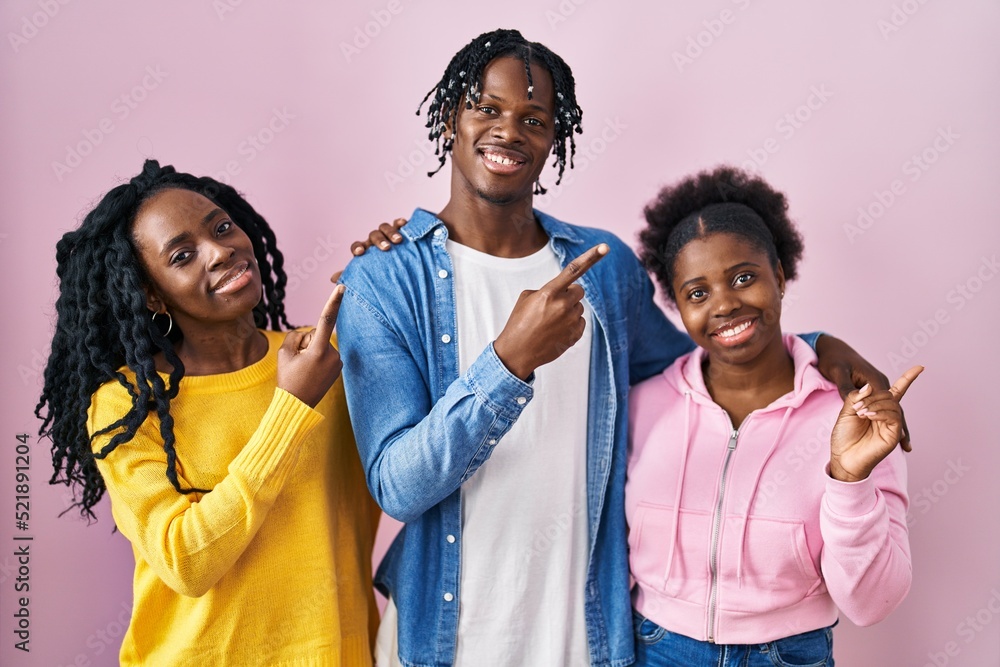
490,112,524,144
710,289,741,318
206,239,235,271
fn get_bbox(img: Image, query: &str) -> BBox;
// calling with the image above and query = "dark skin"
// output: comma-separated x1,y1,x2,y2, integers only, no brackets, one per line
133,188,345,408
345,56,606,382
671,231,922,481
339,58,912,450
672,233,794,427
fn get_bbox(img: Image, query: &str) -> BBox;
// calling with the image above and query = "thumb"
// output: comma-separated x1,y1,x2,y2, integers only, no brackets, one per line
280,329,310,355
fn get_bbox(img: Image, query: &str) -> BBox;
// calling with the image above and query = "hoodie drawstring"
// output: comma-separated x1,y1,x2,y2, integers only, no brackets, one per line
662,390,694,590
735,406,793,587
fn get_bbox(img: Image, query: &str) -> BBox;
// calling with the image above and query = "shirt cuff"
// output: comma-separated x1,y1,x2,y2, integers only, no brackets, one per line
464,342,535,422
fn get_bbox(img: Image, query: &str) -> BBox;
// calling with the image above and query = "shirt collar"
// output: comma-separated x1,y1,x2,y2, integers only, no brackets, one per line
402,207,584,245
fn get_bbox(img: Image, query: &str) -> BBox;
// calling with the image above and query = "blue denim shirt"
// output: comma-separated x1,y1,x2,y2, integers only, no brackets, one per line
337,207,694,667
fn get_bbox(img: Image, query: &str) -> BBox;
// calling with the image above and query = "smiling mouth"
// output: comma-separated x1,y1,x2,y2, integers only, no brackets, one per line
710,317,757,346
480,147,527,173
211,262,252,294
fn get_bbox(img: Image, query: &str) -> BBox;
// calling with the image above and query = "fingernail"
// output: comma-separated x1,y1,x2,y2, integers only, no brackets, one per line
380,242,389,249
852,400,865,411
859,383,870,393
392,235,402,242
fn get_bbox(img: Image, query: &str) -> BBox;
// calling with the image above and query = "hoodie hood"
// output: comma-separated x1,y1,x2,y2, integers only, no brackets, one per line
663,333,836,414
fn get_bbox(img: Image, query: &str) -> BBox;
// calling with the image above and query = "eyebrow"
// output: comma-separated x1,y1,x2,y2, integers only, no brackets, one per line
159,208,225,256
677,261,761,290
481,93,552,115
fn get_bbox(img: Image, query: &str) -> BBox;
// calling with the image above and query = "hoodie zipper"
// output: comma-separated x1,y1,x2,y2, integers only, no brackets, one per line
706,427,738,643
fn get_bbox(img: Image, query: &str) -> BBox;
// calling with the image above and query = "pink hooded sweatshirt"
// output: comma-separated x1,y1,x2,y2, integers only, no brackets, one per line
626,334,911,644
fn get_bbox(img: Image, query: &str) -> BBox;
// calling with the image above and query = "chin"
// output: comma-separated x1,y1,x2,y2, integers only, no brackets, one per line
475,187,518,205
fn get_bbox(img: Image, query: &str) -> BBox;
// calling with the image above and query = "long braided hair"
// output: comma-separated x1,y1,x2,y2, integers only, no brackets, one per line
417,28,584,194
36,159,292,521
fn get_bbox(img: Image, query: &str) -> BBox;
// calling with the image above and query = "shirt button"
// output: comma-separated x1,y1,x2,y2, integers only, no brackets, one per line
441,334,452,344
488,439,497,445
446,534,456,543
443,592,454,602
516,397,527,405
438,269,449,279
433,228,444,237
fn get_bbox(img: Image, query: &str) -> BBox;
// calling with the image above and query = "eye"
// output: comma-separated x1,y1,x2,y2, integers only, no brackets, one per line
734,272,755,286
477,106,497,115
524,117,543,127
216,220,233,235
170,250,192,265
687,288,707,302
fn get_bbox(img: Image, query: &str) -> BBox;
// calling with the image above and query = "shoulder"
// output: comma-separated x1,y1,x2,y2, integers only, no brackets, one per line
341,208,437,282
537,211,637,258
632,349,695,400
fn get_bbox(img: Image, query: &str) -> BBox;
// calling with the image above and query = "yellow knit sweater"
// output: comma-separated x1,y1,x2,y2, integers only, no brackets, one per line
88,330,379,666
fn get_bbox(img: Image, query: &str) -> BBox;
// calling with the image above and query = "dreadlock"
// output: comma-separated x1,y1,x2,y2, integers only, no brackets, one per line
417,28,583,195
35,159,292,521
639,165,805,303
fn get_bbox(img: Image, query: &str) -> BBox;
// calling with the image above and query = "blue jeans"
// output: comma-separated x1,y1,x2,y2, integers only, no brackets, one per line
632,610,835,667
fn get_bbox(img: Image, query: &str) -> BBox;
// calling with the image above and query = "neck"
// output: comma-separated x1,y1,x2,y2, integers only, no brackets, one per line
702,335,795,424
163,313,267,376
438,193,548,258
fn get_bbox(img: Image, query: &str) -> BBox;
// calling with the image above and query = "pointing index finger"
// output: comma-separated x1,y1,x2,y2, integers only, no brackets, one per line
544,244,609,292
311,284,345,347
889,365,924,400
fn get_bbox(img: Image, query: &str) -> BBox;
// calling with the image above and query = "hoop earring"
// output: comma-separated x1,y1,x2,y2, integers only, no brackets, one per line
151,310,173,336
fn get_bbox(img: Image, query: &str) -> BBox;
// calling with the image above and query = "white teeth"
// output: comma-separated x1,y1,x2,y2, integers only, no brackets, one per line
217,266,246,290
718,320,752,338
485,152,517,166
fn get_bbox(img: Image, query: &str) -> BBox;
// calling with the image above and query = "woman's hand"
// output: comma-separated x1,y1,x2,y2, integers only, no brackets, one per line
350,217,407,256
328,218,408,284
276,285,345,408
815,334,913,451
829,365,923,483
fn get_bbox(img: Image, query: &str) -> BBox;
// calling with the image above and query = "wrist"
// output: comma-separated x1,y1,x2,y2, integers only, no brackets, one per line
493,338,534,381
829,458,871,483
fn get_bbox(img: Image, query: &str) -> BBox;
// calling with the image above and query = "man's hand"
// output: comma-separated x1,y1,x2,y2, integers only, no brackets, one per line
493,244,608,381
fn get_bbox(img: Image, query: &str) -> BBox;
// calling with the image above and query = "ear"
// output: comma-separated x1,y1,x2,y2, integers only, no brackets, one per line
775,261,786,297
144,286,165,314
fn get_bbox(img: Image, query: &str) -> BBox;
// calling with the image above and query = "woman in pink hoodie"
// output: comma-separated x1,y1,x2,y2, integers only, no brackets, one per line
626,166,921,666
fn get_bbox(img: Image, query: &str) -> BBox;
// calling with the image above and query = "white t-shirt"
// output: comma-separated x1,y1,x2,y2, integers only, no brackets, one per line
376,240,592,667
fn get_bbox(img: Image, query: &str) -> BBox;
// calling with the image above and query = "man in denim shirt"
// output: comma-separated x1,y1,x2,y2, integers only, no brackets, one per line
338,29,891,667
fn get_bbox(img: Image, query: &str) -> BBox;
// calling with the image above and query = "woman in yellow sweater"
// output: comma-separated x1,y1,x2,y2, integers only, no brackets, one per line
35,160,379,665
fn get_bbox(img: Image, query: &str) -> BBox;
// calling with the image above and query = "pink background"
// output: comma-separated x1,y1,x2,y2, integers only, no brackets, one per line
2,1,997,665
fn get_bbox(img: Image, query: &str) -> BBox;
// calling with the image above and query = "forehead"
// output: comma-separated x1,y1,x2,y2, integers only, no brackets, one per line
132,189,219,242
135,189,216,227
478,55,555,113
674,232,770,275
